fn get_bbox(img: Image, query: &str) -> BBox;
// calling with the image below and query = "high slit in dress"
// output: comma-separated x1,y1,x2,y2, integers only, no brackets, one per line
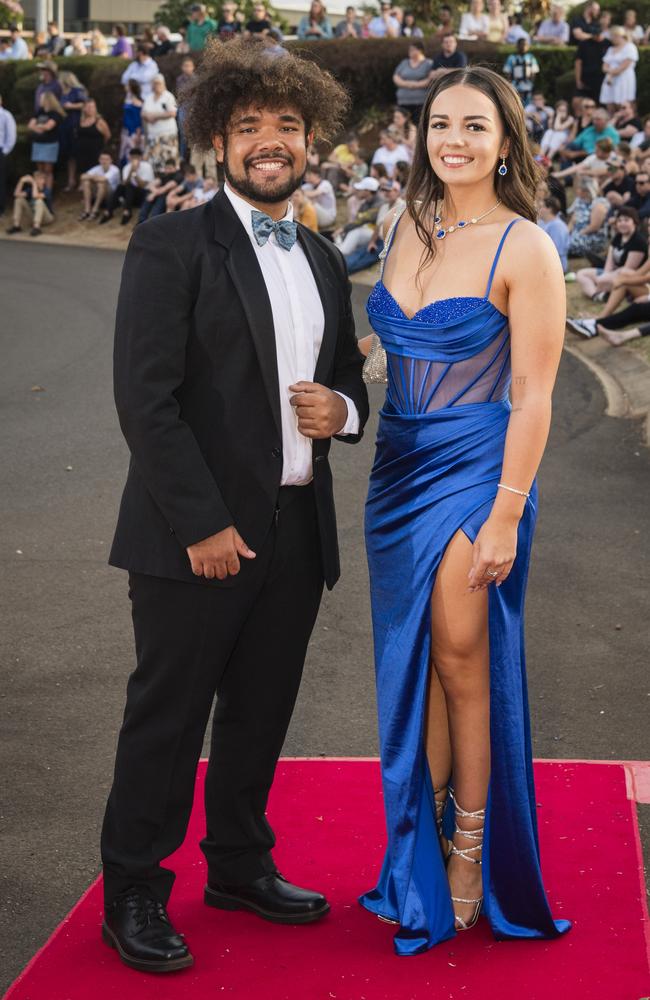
359,209,572,955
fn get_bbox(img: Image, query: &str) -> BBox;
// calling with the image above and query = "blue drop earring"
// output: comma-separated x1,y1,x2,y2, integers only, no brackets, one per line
498,157,508,177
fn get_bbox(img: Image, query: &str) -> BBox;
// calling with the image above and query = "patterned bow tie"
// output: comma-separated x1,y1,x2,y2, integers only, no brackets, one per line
251,209,298,251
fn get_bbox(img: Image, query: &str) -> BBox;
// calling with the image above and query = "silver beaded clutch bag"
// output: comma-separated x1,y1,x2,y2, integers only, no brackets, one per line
362,334,388,384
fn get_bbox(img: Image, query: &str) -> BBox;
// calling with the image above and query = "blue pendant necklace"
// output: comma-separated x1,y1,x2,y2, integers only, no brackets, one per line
434,199,502,241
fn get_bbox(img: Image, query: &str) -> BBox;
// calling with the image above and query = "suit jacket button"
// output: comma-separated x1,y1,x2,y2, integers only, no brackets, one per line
271,447,281,458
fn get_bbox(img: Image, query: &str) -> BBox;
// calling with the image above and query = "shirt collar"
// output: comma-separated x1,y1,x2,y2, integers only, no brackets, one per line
224,182,294,246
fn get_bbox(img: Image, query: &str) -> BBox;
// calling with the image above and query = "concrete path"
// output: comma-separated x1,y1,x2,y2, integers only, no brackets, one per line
1,242,648,992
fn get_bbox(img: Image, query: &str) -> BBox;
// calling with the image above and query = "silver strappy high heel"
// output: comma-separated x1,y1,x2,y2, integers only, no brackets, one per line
434,785,452,860
448,791,485,931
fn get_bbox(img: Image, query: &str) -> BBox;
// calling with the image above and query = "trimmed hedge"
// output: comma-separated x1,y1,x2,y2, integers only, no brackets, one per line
2,39,649,142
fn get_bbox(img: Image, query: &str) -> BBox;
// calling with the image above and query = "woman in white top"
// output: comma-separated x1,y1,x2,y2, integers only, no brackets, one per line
600,26,639,110
142,73,178,172
459,0,488,39
486,0,508,42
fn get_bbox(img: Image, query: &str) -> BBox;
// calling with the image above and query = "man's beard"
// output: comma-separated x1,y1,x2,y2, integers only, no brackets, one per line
223,148,306,204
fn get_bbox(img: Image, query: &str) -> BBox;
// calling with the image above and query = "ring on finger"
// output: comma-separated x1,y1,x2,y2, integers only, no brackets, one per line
485,568,499,578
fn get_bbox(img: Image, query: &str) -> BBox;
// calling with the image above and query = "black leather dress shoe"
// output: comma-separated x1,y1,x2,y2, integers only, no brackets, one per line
102,890,194,973
204,872,329,924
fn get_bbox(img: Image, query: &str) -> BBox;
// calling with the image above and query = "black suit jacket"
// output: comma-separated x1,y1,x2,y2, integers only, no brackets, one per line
109,188,369,590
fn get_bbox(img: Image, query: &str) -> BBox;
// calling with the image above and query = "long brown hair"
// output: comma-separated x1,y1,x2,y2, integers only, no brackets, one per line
405,65,540,275
40,91,66,117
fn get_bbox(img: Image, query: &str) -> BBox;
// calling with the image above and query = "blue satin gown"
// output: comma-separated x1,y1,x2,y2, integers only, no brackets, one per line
359,210,571,955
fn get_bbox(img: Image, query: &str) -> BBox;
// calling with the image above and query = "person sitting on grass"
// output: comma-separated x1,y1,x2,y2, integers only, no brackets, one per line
183,175,218,208
567,175,611,265
333,176,383,254
301,164,337,230
601,159,636,207
568,289,650,342
165,163,202,212
559,107,620,167
6,170,54,237
599,316,650,346
539,99,575,159
537,196,570,272
343,178,405,274
627,169,650,218
630,113,650,152
79,151,121,221
291,186,318,230
575,206,646,303
321,133,367,192
524,91,554,143
100,148,155,225
553,137,620,181
137,157,184,222
370,126,411,179
567,218,650,338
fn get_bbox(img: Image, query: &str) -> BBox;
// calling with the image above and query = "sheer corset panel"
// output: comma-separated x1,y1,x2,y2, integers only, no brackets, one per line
367,209,522,414
386,326,511,414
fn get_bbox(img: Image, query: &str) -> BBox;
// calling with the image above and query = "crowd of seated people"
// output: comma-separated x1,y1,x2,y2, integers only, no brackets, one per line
530,88,650,347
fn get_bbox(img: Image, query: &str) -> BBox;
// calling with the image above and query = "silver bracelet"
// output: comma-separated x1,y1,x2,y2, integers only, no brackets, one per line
497,483,530,498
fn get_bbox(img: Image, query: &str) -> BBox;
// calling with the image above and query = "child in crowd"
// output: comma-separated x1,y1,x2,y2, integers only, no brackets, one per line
138,157,184,222
553,137,620,181
6,170,54,237
302,164,337,230
524,91,554,143
79,150,120,220
165,163,202,212
185,176,218,207
540,99,575,159
537,196,570,272
291,187,318,231
100,147,155,225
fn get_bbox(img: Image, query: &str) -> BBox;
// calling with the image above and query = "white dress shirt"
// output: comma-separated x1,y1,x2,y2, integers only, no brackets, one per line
120,57,160,100
224,184,359,486
0,106,17,155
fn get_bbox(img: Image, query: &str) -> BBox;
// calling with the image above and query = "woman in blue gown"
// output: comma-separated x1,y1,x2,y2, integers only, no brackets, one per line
358,66,572,955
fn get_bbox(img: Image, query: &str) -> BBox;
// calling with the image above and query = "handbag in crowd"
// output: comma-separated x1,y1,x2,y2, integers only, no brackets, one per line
362,334,388,384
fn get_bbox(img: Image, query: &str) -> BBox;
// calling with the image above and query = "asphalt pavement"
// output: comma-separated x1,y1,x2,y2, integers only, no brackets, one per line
1,241,649,993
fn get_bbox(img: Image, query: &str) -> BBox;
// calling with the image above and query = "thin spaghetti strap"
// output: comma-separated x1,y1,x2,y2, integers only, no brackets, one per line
378,203,407,279
484,218,522,298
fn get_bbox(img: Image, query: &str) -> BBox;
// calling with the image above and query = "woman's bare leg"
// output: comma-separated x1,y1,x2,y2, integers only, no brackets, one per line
597,283,648,318
428,528,490,927
576,267,598,299
425,664,452,851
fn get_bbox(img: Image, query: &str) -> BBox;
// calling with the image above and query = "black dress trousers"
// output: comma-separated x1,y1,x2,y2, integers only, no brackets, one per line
101,484,324,907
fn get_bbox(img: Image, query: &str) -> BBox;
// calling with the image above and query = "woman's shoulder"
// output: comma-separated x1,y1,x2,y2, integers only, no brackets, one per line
499,216,563,269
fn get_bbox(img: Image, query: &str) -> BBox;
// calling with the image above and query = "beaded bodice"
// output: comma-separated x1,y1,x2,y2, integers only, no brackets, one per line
367,210,521,415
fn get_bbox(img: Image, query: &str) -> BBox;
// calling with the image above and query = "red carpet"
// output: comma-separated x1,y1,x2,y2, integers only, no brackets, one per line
5,760,650,1000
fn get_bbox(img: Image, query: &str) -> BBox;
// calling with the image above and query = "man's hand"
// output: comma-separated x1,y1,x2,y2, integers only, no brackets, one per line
289,382,348,438
186,526,256,579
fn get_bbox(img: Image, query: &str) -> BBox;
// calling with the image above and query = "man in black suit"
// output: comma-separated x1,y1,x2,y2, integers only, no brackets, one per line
101,38,369,973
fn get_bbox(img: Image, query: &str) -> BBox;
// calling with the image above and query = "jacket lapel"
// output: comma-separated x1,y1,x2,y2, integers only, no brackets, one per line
296,225,339,386
211,189,282,438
